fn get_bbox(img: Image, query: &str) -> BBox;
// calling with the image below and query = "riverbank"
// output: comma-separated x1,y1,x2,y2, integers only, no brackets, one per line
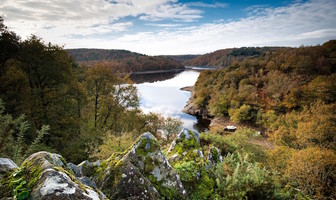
180,86,211,119
131,68,184,75
181,86,267,136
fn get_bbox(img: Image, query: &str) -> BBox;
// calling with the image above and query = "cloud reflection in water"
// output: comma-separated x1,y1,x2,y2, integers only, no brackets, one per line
136,70,200,132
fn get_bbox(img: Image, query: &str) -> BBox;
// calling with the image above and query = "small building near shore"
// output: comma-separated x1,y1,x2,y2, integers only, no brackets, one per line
224,125,237,132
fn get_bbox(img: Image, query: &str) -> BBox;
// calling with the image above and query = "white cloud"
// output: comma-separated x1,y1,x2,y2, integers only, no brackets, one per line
1,0,336,55
0,0,202,39
145,23,183,27
186,2,228,8
95,0,336,55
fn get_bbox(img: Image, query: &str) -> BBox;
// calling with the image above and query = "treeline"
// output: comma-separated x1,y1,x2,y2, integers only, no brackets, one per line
183,47,283,67
67,48,184,72
0,17,182,164
164,54,199,63
194,41,336,199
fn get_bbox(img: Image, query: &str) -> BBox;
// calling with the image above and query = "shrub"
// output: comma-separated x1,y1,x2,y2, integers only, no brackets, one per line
215,152,275,199
286,147,336,199
229,104,253,123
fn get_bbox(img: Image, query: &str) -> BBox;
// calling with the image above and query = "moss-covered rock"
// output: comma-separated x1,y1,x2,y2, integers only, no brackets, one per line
0,158,18,199
167,128,203,165
207,146,223,167
167,129,215,199
2,151,106,200
67,160,101,189
77,160,101,178
96,132,186,199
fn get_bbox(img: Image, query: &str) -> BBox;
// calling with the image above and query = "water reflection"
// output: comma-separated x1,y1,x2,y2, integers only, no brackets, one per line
134,69,210,132
130,70,183,84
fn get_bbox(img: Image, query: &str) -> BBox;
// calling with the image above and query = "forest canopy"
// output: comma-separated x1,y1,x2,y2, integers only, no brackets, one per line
193,40,336,199
67,48,184,72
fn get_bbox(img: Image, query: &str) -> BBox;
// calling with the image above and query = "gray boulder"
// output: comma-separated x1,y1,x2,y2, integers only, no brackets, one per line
167,128,203,164
207,146,223,167
67,160,101,189
96,132,186,199
0,158,18,173
0,158,18,198
67,162,82,177
9,151,106,200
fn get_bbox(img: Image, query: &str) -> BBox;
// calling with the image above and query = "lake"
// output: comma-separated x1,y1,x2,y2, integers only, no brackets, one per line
131,67,213,132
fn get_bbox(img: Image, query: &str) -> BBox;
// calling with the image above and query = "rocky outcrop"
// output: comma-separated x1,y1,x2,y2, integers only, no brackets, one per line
0,131,223,200
96,132,186,199
1,152,106,200
167,129,215,199
207,146,223,167
167,128,202,162
67,160,101,189
181,86,212,119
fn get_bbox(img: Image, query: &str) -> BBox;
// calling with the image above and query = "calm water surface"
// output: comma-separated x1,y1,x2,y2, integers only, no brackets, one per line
132,68,211,132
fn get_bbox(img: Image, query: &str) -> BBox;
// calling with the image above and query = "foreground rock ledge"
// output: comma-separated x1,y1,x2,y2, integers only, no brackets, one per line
0,130,222,199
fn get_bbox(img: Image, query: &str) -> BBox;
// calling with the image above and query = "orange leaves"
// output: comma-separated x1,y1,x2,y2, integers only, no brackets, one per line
286,147,336,199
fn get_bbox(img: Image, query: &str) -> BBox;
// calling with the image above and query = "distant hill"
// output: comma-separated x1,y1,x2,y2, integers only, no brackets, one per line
164,55,200,63
183,47,283,67
67,48,184,72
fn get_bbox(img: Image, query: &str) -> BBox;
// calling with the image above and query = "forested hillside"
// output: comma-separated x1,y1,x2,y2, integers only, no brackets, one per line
67,48,184,72
193,40,336,199
164,54,200,63
184,47,283,67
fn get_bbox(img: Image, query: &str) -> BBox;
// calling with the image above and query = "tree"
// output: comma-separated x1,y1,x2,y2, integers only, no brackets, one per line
229,104,253,123
0,98,50,164
271,101,336,150
286,147,336,199
145,112,164,137
86,63,117,128
163,116,183,143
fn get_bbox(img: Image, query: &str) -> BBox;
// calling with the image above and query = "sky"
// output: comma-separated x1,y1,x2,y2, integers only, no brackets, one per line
1,0,336,55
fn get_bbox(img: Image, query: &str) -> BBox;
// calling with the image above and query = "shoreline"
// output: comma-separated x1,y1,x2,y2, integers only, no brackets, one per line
181,86,267,136
180,86,212,120
131,68,184,75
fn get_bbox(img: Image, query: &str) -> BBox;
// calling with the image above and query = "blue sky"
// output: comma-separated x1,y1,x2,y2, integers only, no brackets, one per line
1,0,335,55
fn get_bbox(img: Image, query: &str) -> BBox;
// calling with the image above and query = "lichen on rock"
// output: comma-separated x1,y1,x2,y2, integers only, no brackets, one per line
96,132,186,199
167,128,202,164
2,151,106,200
207,146,223,167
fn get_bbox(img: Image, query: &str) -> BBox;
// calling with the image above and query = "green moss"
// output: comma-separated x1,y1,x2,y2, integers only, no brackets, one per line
0,172,14,198
210,147,220,163
135,137,159,157
144,156,154,174
81,163,98,178
52,166,93,193
175,161,199,183
148,174,182,199
169,130,200,160
174,160,214,200
96,152,125,183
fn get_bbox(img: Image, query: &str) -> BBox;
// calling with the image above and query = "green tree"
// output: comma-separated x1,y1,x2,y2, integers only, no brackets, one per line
163,116,183,143
0,98,50,164
229,104,253,123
